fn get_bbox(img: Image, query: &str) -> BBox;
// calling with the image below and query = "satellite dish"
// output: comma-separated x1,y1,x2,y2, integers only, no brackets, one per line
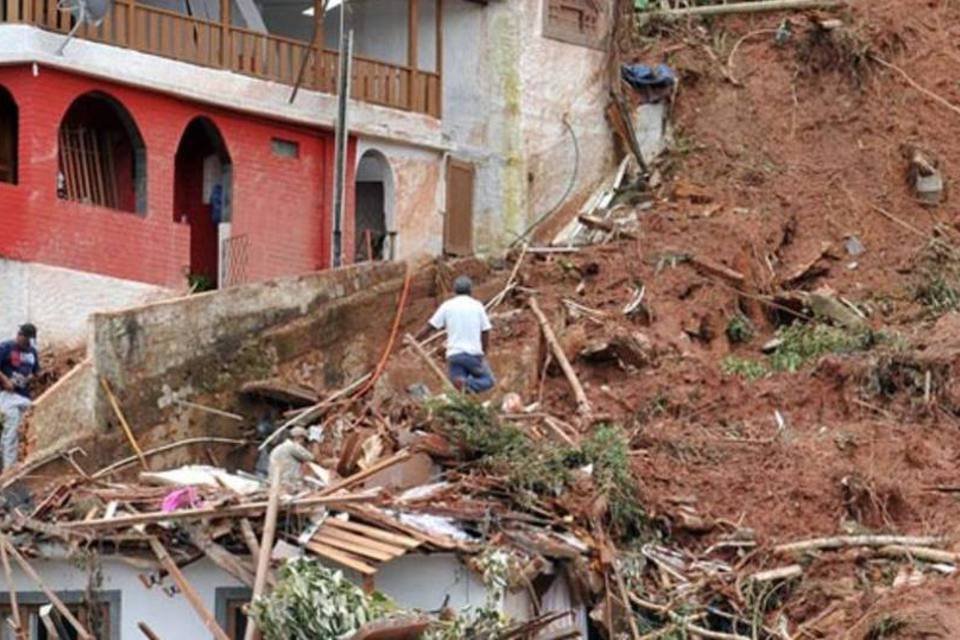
56,0,115,55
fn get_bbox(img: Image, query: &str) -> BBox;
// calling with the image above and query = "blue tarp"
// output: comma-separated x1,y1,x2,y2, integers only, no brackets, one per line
621,64,677,90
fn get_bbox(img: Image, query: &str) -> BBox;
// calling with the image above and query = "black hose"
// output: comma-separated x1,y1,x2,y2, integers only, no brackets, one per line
511,115,581,246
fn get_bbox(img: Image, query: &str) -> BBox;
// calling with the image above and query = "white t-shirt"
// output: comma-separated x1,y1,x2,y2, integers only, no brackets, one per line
428,295,492,357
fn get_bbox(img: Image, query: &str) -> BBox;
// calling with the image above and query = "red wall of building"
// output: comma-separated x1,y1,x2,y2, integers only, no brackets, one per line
0,64,354,288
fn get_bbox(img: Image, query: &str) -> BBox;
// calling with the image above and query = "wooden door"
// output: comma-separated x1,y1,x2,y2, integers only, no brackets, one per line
0,103,16,185
444,158,474,256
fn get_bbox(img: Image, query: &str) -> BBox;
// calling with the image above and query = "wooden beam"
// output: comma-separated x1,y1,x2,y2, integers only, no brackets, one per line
325,518,421,549
100,377,147,469
302,540,378,575
650,0,841,18
1,536,93,640
527,297,591,415
243,469,281,640
319,449,412,496
220,0,231,66
403,334,456,393
138,622,162,640
149,538,231,640
408,0,419,111
59,493,374,530
0,541,25,640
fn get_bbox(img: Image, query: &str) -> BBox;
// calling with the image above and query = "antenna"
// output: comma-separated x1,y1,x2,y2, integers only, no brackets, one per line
56,0,114,55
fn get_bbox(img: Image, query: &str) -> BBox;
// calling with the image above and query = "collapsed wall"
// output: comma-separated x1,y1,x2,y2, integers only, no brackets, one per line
25,258,496,471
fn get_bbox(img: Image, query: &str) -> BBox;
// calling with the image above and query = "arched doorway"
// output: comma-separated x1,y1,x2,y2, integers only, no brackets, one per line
0,85,17,185
58,91,146,213
354,149,394,262
174,117,232,291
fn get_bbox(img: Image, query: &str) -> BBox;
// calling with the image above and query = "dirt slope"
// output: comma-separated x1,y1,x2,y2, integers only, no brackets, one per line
420,1,960,635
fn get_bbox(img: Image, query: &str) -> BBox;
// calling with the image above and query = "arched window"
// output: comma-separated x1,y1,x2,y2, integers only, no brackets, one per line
0,86,17,185
354,149,395,262
58,91,146,213
174,117,233,290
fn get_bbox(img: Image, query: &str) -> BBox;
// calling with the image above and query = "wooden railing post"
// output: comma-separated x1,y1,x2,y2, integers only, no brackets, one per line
220,0,230,67
127,0,136,46
435,0,442,118
312,0,323,90
407,0,419,111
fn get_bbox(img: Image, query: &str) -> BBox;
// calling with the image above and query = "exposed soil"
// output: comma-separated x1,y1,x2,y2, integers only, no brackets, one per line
377,0,960,634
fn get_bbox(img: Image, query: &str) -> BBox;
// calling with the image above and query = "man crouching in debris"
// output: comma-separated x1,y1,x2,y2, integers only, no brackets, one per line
269,426,315,487
421,275,496,393
0,324,39,470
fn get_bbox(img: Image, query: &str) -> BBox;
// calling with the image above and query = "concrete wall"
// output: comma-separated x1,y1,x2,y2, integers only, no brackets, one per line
441,0,617,253
0,553,491,639
355,139,444,262
0,64,346,289
27,256,494,465
0,259,170,348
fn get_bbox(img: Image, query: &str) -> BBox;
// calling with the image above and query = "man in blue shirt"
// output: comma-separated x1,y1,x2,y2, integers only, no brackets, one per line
0,324,39,470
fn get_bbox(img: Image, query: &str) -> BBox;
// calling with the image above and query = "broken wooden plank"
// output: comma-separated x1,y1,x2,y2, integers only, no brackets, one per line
0,540,24,640
313,533,397,562
528,298,591,415
100,376,147,469
325,518,422,549
1,535,93,640
59,492,375,529
240,380,319,406
349,614,433,640
748,565,803,583
403,334,456,393
577,214,638,240
148,538,230,640
320,450,413,496
185,525,256,588
174,400,245,422
651,0,841,18
302,539,378,575
775,535,943,554
244,469,282,640
689,256,745,284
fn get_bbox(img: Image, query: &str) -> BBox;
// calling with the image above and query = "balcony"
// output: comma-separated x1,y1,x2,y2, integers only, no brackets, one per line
0,0,442,118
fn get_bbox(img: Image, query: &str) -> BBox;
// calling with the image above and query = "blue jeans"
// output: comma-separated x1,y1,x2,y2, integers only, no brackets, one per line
447,353,495,393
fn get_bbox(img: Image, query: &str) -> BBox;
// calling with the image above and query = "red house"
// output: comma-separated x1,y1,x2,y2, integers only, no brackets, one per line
0,0,617,346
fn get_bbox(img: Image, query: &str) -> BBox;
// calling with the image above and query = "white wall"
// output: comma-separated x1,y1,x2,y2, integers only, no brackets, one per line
355,138,443,261
0,258,171,348
0,556,244,640
440,0,616,253
0,553,489,639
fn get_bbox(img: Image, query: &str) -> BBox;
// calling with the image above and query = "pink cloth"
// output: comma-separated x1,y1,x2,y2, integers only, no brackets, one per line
161,487,201,513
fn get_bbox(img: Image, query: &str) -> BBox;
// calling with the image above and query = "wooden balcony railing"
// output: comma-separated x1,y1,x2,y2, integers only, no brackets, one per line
1,0,441,118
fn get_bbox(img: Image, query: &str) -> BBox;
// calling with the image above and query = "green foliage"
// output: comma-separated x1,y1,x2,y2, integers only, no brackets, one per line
432,397,649,539
187,273,215,292
726,313,754,344
914,271,960,314
721,356,768,381
722,322,877,380
866,615,908,640
251,559,394,640
911,242,960,315
768,322,876,373
578,425,648,537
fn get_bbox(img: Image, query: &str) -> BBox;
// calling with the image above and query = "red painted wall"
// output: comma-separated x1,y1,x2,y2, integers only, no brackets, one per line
0,64,355,288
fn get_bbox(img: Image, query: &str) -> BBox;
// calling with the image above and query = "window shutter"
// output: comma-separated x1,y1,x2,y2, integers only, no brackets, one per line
543,0,606,49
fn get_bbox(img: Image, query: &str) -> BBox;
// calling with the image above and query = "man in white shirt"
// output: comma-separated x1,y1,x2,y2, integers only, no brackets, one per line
422,275,495,393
